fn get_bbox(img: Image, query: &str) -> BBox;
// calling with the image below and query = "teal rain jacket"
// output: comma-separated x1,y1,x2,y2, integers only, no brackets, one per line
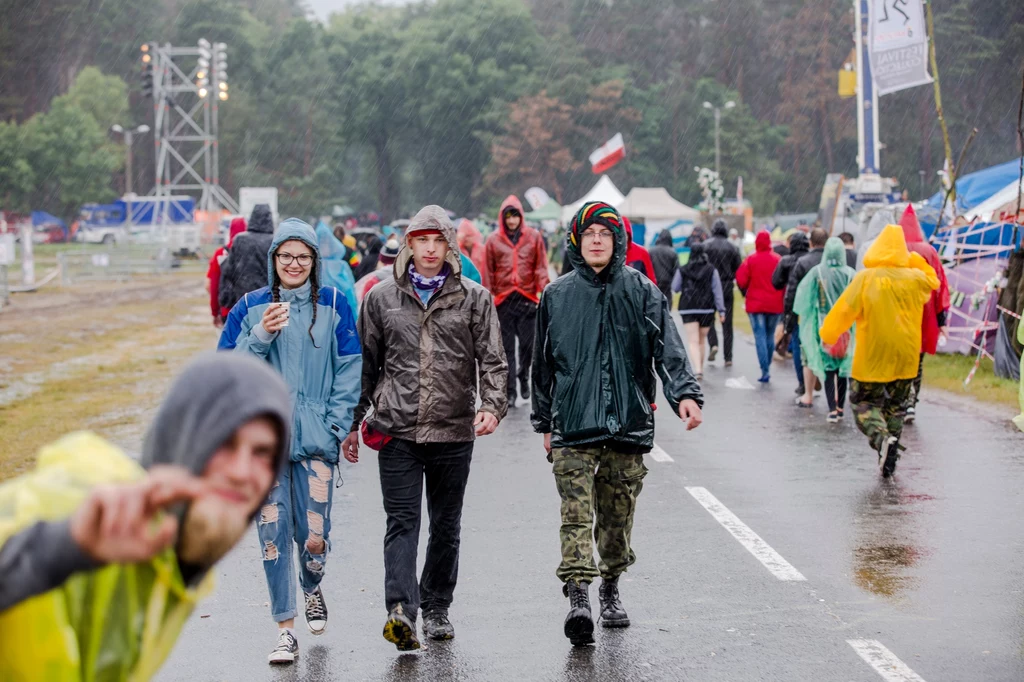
794,237,856,380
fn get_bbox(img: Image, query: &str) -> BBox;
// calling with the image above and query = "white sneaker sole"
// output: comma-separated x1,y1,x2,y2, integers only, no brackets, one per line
307,619,327,635
268,651,298,664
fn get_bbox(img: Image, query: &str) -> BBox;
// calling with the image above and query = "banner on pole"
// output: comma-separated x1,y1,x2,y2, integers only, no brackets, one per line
869,0,933,95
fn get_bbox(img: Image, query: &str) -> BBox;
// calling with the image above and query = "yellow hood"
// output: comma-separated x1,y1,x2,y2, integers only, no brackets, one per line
863,224,911,269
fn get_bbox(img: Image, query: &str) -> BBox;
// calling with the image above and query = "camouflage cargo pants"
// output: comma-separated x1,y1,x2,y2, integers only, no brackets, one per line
551,445,648,583
850,378,914,452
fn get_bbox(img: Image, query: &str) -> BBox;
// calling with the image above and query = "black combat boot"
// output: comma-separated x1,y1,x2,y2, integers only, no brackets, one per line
563,580,595,646
598,576,630,628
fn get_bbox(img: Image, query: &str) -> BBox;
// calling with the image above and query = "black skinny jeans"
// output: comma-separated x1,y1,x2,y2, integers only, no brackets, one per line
379,438,473,617
825,370,848,413
707,280,735,361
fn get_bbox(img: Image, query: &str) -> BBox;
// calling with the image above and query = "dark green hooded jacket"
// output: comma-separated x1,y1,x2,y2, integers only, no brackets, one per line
531,210,703,452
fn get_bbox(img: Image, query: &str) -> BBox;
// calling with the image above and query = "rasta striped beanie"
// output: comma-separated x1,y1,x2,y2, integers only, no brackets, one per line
569,201,623,248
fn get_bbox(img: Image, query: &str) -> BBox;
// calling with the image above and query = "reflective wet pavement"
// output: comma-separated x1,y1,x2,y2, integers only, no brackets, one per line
158,330,1024,681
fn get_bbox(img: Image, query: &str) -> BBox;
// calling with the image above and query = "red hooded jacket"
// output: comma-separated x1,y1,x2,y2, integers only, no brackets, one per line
900,204,950,354
622,216,656,283
484,195,550,306
735,230,784,314
207,217,246,319
457,218,489,290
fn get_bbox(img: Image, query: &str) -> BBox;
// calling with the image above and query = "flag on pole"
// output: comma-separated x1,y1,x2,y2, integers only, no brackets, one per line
589,133,625,174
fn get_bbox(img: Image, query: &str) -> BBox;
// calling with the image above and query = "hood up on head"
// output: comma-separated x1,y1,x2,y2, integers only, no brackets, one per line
623,215,635,245
711,219,729,238
267,218,322,287
863,224,912,269
248,204,274,234
656,229,674,247
228,217,246,246
566,201,626,278
788,231,809,255
396,205,462,281
140,351,291,485
457,218,483,251
899,204,926,244
755,230,771,252
498,195,525,236
822,236,847,267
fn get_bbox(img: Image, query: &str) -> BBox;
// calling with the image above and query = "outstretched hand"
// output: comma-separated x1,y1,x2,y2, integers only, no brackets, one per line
678,399,703,431
69,466,207,564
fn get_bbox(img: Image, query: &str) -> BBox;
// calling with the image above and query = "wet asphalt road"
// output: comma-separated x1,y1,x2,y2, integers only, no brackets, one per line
158,328,1024,682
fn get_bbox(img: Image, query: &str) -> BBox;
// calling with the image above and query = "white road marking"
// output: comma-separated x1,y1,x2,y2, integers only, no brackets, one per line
724,376,756,390
848,639,927,682
648,443,674,462
685,486,806,581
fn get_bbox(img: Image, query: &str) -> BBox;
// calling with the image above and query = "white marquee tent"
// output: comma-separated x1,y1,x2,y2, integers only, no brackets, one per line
561,175,625,224
617,187,700,222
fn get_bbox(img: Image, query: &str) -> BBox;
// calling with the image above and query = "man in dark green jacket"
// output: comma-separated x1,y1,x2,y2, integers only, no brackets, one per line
532,201,704,647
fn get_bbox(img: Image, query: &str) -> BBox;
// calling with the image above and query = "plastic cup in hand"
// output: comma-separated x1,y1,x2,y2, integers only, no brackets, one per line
274,302,290,327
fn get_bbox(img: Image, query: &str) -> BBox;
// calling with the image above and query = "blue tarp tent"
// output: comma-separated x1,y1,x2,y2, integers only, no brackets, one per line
31,211,66,228
922,159,1020,237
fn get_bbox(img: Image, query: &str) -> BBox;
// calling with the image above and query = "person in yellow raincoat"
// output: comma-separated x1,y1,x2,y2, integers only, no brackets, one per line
820,224,939,478
0,352,291,682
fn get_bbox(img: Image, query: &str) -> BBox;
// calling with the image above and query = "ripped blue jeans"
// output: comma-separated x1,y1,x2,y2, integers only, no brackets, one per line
258,458,334,622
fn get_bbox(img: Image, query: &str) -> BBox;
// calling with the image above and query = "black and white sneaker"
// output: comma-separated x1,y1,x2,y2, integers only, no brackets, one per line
305,586,327,635
878,436,896,472
881,437,901,478
268,629,299,665
904,406,916,424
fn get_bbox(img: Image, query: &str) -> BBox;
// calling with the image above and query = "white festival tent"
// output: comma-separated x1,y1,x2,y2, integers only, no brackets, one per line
617,187,700,222
963,180,1024,223
561,175,626,224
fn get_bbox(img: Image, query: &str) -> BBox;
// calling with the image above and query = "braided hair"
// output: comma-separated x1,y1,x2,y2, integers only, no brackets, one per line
271,244,321,349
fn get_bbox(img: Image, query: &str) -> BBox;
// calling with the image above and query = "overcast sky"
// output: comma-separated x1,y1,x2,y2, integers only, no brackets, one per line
305,0,410,21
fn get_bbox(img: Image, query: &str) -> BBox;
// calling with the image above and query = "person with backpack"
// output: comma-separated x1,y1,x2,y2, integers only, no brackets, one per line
673,242,726,380
219,204,276,313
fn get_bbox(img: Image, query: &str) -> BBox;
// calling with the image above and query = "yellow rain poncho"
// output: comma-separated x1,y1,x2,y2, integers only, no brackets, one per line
820,225,939,383
0,432,212,682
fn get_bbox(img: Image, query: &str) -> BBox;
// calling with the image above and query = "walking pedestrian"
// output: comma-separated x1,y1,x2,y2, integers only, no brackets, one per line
794,238,856,422
343,205,507,651
485,195,549,405
457,218,489,289
531,201,703,647
623,216,656,282
207,216,246,327
820,225,939,477
355,237,401,304
838,231,858,268
772,230,810,393
899,205,950,423
704,219,743,366
673,242,726,380
649,229,680,302
316,222,360,320
0,352,291,680
735,230,784,382
354,234,383,280
787,228,829,407
219,218,363,665
331,223,363,273
219,204,275,313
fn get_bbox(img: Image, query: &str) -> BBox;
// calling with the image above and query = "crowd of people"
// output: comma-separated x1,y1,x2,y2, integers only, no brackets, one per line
0,194,952,679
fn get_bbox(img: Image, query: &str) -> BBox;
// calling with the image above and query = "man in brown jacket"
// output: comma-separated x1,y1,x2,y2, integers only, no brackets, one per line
342,205,508,651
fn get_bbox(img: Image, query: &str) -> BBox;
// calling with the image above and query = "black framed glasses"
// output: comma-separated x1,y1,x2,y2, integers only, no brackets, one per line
276,253,313,266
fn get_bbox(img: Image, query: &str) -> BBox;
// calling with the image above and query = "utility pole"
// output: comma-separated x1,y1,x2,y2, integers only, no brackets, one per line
110,124,150,195
702,100,735,176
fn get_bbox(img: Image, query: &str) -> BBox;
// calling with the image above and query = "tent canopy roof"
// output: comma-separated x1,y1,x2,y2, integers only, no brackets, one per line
925,158,1020,215
525,199,562,221
618,187,699,221
562,175,625,223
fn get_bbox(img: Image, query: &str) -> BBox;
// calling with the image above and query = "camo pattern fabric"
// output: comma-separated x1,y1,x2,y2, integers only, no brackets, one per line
850,378,914,451
551,445,648,583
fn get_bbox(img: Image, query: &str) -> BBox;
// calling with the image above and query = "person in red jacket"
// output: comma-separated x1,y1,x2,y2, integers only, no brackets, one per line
206,217,247,327
623,216,656,282
485,195,550,404
898,204,950,422
457,219,489,290
736,229,784,383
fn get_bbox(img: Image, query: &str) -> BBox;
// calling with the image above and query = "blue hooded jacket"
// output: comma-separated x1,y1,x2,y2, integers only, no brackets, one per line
315,221,359,319
218,218,362,462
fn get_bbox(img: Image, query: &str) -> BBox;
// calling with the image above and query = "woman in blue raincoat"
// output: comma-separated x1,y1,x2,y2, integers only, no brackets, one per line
315,221,359,319
219,218,362,665
794,237,855,422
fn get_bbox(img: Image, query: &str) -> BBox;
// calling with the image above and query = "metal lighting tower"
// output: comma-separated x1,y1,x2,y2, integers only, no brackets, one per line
141,40,239,214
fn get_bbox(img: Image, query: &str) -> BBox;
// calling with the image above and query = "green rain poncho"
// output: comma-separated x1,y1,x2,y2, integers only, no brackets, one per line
794,237,856,380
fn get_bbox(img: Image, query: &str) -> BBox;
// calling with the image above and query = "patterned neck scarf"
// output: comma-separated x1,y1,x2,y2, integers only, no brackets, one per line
408,262,450,293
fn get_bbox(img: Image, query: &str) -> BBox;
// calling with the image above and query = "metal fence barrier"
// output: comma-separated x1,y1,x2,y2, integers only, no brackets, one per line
57,245,207,285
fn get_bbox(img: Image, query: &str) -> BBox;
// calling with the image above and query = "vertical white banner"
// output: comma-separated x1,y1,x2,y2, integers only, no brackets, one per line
869,0,933,95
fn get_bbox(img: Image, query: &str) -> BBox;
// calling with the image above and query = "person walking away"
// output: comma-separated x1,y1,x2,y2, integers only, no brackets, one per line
838,232,858,268
0,353,291,680
772,231,810,392
623,216,656,282
343,205,507,650
794,238,856,422
532,201,703,647
650,228,680,302
316,222,360,320
899,205,950,423
219,204,275,313
704,219,743,366
208,217,246,327
355,237,400,304
219,218,362,664
787,228,829,406
457,218,489,289
673,242,726,380
735,230,783,382
485,196,549,405
354,234,383,280
820,225,938,477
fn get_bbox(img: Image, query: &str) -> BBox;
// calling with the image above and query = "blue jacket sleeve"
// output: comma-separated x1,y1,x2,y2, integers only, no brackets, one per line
327,289,363,437
219,293,276,358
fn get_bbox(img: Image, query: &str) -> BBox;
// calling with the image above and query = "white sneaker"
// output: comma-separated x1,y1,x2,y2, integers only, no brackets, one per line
268,629,298,664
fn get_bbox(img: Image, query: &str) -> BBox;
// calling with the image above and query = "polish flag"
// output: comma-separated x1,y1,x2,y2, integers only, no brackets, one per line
589,133,625,174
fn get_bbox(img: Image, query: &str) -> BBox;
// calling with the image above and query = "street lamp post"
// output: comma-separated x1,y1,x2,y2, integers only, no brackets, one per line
110,124,150,195
702,100,735,176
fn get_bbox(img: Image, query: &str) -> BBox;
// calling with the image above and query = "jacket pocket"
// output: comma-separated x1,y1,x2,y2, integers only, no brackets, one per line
295,401,338,463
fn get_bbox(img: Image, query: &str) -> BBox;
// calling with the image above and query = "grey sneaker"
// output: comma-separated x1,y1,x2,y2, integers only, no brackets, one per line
422,608,455,640
268,629,298,665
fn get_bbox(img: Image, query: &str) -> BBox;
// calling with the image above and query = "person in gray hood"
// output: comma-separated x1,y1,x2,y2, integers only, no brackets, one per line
0,352,290,680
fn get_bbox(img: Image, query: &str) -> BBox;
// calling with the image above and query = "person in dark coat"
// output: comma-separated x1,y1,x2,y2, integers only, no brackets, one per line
649,229,679,302
219,204,276,312
838,232,858,269
703,219,743,366
786,228,828,406
772,230,810,394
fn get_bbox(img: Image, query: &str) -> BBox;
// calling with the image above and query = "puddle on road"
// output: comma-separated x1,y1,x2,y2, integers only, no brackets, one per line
851,483,931,601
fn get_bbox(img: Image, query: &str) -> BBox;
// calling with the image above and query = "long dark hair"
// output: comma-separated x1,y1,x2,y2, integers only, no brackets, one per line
271,253,321,349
